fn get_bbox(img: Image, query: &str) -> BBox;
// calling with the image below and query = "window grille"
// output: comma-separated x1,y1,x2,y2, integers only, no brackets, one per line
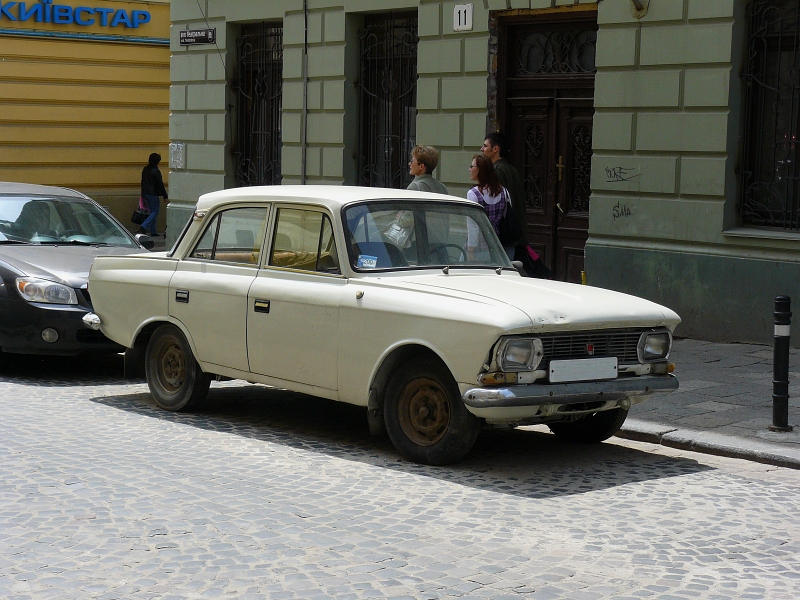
741,0,800,229
357,13,418,189
233,23,283,187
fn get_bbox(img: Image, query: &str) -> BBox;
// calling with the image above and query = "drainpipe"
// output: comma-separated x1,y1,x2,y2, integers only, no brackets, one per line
301,0,309,184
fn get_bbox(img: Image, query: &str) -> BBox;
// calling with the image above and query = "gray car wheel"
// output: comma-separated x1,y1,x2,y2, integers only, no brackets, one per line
145,324,211,411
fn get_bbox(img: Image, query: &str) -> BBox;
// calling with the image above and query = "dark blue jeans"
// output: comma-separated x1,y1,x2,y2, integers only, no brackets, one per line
140,194,160,235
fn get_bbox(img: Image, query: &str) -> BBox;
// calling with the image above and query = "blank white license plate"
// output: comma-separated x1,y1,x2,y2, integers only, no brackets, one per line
549,357,618,383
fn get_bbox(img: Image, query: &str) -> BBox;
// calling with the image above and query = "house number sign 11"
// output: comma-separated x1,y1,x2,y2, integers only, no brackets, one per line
453,4,473,32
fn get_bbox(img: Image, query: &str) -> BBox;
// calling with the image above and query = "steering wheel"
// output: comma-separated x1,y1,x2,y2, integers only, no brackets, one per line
429,244,467,264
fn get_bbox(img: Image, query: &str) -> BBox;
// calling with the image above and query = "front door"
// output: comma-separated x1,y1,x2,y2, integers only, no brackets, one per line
498,11,597,282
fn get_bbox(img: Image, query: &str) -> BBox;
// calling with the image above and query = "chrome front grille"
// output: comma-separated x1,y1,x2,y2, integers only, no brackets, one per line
538,329,646,368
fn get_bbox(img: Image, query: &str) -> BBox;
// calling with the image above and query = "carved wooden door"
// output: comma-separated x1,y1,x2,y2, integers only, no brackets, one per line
498,12,597,282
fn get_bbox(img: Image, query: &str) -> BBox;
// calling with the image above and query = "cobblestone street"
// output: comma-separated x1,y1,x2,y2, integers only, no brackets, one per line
2,355,800,599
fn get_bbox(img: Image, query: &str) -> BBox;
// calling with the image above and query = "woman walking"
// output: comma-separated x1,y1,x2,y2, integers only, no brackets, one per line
467,154,514,260
140,153,168,236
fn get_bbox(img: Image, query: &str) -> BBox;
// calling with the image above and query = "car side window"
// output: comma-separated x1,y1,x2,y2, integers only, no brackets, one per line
189,207,268,265
269,208,340,274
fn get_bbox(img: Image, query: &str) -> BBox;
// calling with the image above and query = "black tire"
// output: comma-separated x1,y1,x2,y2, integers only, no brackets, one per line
548,407,629,443
384,358,481,465
145,324,211,411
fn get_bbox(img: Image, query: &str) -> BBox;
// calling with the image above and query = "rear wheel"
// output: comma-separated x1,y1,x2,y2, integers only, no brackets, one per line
145,324,211,411
548,407,629,443
384,358,481,465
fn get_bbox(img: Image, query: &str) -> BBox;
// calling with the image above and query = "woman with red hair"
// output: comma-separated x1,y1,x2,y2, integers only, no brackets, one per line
467,154,513,260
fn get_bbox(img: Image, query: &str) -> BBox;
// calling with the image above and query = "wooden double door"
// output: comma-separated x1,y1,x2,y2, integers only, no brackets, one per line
498,11,597,283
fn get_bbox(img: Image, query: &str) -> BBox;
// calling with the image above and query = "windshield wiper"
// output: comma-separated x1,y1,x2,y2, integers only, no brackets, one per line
64,240,108,246
0,239,29,244
34,240,109,246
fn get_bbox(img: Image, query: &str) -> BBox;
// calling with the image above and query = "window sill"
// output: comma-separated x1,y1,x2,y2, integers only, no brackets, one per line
722,226,800,241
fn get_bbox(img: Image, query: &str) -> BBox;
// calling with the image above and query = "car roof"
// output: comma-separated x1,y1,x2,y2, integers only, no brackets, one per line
196,185,474,211
0,181,87,199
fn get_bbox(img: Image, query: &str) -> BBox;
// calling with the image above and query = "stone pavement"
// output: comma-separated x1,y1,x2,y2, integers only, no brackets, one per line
2,356,800,599
619,338,800,470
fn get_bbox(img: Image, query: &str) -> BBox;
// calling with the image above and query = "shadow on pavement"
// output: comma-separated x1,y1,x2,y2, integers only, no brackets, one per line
0,352,125,385
90,382,713,500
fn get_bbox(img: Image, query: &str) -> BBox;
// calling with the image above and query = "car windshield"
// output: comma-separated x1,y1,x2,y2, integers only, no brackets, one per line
0,195,137,247
343,200,512,271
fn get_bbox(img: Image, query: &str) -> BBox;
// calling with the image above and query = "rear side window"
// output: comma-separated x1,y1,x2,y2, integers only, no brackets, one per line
189,207,269,265
269,208,340,274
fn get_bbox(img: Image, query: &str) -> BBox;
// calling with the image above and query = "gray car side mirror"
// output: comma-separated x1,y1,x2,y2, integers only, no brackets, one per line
135,233,155,250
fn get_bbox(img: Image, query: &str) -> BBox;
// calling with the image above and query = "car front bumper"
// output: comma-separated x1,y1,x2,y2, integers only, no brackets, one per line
0,298,123,356
461,375,679,423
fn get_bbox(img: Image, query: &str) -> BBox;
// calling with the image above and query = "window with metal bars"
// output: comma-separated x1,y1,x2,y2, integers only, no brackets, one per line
233,23,283,187
357,13,418,189
741,0,800,229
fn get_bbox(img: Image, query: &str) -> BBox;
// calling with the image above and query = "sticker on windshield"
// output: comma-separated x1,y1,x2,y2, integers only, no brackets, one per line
357,255,378,269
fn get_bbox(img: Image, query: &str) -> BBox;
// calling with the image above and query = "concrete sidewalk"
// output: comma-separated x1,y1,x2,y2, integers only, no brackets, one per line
619,338,800,469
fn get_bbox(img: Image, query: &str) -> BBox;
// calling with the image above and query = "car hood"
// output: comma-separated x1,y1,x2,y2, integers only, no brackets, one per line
0,245,145,288
381,273,681,331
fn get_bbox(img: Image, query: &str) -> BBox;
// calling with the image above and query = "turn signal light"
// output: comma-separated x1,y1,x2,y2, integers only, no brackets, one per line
479,372,517,386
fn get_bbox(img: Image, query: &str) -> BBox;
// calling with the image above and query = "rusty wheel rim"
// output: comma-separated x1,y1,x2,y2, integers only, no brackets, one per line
157,338,186,392
397,377,451,446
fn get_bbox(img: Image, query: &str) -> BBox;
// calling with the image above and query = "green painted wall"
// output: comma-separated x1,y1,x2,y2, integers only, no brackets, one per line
587,0,800,345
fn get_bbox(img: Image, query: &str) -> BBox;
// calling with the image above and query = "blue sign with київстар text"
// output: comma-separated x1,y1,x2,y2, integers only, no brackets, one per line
0,0,150,28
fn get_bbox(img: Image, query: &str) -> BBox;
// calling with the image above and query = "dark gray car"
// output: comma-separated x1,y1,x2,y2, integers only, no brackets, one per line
0,182,153,357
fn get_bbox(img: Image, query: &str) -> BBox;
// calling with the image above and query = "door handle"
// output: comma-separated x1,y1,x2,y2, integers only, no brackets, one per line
253,299,271,313
556,156,565,182
556,203,564,214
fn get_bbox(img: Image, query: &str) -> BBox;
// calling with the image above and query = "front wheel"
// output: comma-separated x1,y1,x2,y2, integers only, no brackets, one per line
384,358,481,465
547,407,629,443
145,324,211,411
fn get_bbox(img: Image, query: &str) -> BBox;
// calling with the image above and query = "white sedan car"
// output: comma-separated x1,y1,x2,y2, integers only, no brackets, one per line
85,186,680,465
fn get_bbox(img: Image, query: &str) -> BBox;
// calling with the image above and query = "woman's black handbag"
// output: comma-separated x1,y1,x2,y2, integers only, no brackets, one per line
131,196,149,225
131,209,148,225
497,196,524,246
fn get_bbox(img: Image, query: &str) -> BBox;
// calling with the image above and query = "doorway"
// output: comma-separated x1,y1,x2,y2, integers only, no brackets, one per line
495,10,597,282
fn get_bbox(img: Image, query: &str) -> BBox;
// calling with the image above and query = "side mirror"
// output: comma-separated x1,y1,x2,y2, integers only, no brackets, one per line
511,260,525,276
135,233,155,250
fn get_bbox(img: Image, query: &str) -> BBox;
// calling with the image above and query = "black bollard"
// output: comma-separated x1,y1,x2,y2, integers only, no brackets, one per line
770,296,794,432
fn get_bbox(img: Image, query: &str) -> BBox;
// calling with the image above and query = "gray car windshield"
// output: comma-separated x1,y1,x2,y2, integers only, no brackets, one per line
0,195,137,247
343,201,512,271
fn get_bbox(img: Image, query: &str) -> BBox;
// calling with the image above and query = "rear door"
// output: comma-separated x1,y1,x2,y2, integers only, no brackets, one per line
247,206,345,391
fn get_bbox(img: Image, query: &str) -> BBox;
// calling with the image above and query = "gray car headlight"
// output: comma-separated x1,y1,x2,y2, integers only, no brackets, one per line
638,331,672,362
16,277,78,305
498,338,544,372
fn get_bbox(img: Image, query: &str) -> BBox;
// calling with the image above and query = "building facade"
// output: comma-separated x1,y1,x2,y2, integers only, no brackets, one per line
0,0,170,229
168,0,800,345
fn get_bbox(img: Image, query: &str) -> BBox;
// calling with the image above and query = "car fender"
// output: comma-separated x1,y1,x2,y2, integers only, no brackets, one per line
365,339,452,404
129,315,203,361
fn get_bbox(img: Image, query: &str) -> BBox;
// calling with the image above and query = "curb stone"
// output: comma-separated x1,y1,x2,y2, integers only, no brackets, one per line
618,417,800,470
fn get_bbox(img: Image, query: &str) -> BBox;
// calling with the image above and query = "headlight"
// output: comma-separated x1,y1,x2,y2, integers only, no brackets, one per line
15,278,78,305
498,337,544,372
638,331,672,362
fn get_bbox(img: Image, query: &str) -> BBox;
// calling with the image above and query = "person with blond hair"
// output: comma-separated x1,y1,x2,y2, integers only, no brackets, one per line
407,145,447,194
